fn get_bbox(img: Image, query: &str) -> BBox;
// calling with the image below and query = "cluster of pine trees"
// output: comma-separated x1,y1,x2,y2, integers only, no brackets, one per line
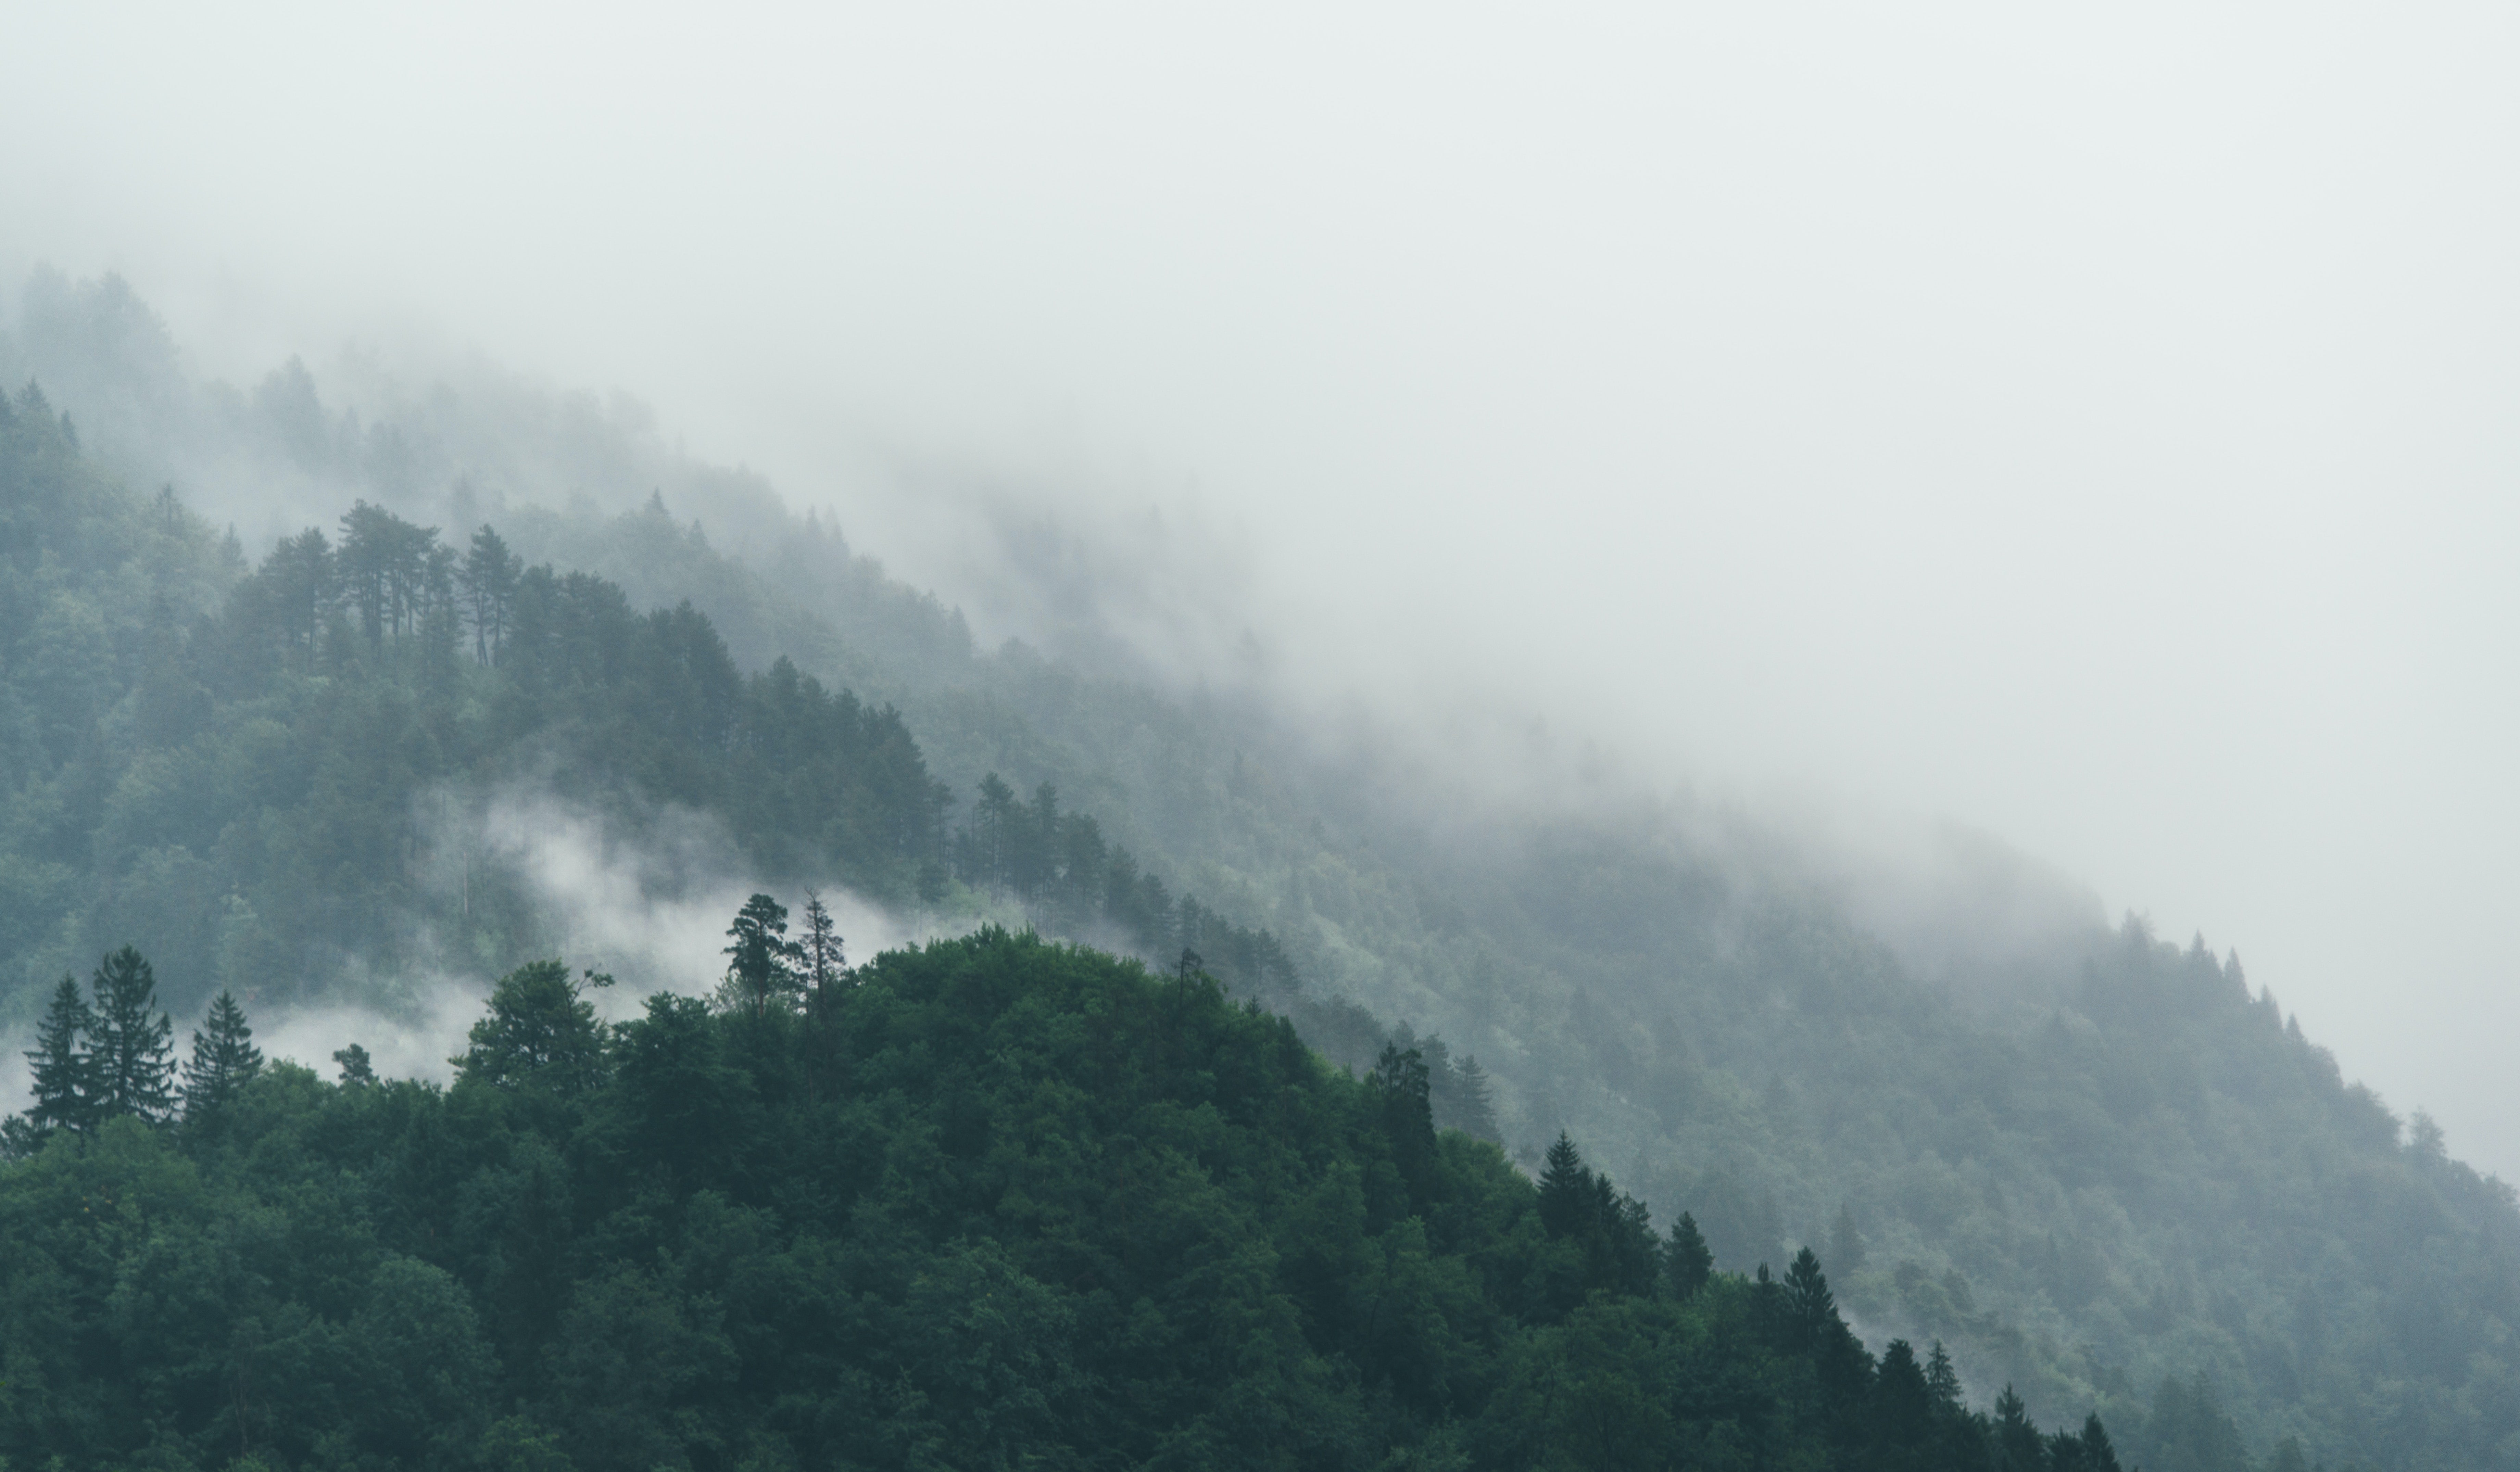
2,921,2138,1470
3,946,262,1154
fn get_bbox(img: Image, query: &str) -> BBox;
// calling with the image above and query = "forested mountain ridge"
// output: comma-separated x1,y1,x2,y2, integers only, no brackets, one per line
5,274,2518,1470
3,925,2131,1470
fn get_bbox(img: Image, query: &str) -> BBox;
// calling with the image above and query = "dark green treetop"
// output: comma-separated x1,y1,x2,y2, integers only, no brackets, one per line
1665,1210,1714,1299
88,946,176,1124
179,989,263,1122
25,974,98,1135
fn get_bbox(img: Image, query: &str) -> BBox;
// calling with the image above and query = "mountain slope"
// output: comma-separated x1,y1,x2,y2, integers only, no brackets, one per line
2,927,2126,1471
4,276,2516,1469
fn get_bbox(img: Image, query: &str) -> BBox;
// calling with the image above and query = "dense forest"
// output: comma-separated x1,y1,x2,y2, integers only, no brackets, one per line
4,273,2516,1469
5,924,2134,1471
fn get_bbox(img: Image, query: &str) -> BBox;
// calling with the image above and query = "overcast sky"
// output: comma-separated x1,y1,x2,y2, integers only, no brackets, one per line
6,2,2518,1176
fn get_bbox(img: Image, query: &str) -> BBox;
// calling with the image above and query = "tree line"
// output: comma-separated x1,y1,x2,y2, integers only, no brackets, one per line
1,921,2142,1470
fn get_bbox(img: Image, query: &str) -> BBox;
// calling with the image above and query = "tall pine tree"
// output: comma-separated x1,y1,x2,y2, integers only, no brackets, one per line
799,891,845,1010
720,893,804,1018
181,990,263,1121
88,947,176,1124
1665,1211,1715,1299
1537,1132,1592,1239
26,974,99,1134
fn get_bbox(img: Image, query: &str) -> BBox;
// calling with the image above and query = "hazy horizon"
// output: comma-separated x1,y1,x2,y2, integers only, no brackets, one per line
4,2,2516,1182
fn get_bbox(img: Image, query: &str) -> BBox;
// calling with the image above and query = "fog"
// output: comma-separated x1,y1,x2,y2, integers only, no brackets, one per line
5,4,2518,1176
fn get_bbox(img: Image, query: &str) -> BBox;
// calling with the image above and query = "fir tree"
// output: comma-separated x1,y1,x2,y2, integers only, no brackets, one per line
1925,1340,1963,1414
1994,1385,2044,1470
1537,1132,1592,1239
180,990,263,1121
1452,1054,1498,1141
2078,1413,2122,1472
26,974,98,1134
799,891,846,1010
1782,1246,1839,1346
1665,1211,1714,1299
88,947,176,1124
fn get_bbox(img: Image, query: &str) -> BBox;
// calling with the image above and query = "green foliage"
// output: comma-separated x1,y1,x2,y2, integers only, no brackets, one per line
0,930,2130,1470
5,293,2511,1470
179,988,263,1122
24,973,98,1135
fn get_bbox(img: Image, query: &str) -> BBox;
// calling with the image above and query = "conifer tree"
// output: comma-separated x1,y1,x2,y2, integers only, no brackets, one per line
799,891,845,1010
334,1042,377,1086
720,893,804,1018
1665,1210,1714,1299
1371,1043,1438,1201
1994,1385,2044,1469
88,947,176,1124
1452,1054,1498,1141
1924,1340,1963,1414
1537,1132,1592,1239
2078,1413,2122,1472
26,974,99,1134
181,990,263,1121
1782,1245,1839,1346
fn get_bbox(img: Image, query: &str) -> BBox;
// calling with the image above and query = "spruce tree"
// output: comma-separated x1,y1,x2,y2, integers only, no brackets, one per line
799,891,845,1010
180,990,263,1121
2078,1413,2122,1472
88,947,176,1124
1452,1054,1498,1141
1665,1211,1714,1299
1782,1245,1839,1346
1925,1340,1963,1414
1994,1385,2044,1469
26,974,99,1134
1537,1132,1592,1239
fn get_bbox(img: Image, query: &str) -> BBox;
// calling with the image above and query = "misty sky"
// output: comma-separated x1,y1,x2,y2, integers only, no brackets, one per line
5,3,2518,1176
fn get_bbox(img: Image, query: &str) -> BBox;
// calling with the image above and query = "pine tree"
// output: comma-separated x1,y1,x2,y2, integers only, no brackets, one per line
1452,1054,1499,1141
799,891,846,1010
1924,1340,1963,1414
1782,1246,1839,1346
335,1042,377,1086
2079,1413,2122,1472
1665,1211,1715,1299
26,975,99,1134
88,947,176,1124
1994,1385,2044,1470
720,893,804,1018
1537,1132,1593,1239
180,990,263,1121
460,523,521,665
1372,1043,1439,1206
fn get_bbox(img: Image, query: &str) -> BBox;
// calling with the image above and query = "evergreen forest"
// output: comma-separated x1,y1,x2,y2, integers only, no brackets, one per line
1,273,2515,1470
3,924,2145,1470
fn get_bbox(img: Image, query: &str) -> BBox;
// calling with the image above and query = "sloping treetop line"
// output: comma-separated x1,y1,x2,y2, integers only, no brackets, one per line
3,323,2502,1472
3,923,2127,1471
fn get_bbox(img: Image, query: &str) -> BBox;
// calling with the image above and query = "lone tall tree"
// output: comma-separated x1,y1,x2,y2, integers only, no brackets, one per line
88,947,176,1124
799,891,845,1012
181,990,264,1121
722,893,804,1018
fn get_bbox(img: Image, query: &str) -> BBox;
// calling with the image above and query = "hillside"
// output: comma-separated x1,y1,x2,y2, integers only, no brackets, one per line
3,926,2123,1470
4,276,2518,1469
